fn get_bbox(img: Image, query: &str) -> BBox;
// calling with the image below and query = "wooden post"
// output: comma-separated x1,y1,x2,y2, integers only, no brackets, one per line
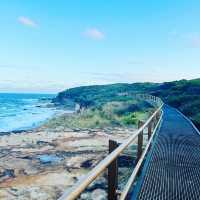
155,112,158,121
155,112,159,126
136,121,144,163
108,140,118,200
148,122,152,140
153,115,157,129
152,112,160,130
157,112,160,121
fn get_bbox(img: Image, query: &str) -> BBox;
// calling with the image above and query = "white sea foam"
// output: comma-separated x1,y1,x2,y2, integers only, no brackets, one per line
0,93,71,133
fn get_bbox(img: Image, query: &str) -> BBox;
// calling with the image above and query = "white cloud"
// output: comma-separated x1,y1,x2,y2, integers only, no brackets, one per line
168,31,200,48
83,28,105,40
18,16,38,28
181,33,200,48
189,35,200,48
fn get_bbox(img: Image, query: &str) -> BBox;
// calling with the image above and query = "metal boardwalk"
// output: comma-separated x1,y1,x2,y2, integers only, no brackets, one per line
136,105,200,200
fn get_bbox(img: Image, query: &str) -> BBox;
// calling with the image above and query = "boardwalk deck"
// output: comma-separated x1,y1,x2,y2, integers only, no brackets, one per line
134,105,200,200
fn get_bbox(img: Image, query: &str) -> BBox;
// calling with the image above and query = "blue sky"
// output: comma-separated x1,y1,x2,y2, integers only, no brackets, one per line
0,0,200,93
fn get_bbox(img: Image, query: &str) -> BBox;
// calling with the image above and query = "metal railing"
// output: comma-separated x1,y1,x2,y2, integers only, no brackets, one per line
58,95,164,200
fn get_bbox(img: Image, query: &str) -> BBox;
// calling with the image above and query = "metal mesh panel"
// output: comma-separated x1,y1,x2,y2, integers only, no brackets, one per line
136,105,200,200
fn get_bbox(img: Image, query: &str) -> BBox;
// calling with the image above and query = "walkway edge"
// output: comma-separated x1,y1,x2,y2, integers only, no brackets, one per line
173,107,200,136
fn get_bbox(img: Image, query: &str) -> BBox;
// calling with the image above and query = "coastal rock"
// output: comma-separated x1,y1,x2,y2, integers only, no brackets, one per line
79,189,107,200
0,127,136,199
91,189,107,200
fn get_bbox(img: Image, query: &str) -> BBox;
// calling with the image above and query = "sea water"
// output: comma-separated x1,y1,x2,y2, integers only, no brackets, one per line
0,93,69,133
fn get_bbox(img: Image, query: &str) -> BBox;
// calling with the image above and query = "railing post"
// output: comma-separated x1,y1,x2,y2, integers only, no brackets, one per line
108,140,119,200
155,112,160,126
153,115,157,129
157,112,160,121
152,112,160,130
148,121,152,140
136,121,144,163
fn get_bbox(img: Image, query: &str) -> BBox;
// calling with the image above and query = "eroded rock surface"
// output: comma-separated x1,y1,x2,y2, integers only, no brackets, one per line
0,127,136,200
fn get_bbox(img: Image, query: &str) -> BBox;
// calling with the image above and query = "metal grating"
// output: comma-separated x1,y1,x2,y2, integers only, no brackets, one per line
135,105,200,200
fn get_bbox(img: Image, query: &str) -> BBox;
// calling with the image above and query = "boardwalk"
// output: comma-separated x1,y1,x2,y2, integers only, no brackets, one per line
135,105,200,200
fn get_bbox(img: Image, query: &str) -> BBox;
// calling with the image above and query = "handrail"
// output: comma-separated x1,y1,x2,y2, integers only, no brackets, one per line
119,109,163,200
58,95,163,200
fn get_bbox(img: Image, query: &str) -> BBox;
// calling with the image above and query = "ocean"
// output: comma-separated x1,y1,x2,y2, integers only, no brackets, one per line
0,93,69,133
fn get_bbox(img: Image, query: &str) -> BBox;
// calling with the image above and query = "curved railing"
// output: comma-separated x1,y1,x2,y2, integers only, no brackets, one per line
58,95,164,200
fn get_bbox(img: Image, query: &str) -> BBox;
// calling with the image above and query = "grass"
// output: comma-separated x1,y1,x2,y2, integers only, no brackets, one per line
45,100,155,129
54,78,200,129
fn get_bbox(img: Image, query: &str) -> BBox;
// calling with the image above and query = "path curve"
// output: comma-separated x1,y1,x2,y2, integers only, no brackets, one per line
135,105,200,200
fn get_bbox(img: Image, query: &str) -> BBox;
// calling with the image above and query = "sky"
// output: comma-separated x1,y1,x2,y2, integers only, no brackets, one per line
0,0,200,93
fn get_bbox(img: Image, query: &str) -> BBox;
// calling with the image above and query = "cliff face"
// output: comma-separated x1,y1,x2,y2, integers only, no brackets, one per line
54,78,200,128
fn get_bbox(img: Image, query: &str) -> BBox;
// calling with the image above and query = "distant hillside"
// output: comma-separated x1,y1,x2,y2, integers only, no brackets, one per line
54,78,200,129
53,83,159,108
152,79,200,129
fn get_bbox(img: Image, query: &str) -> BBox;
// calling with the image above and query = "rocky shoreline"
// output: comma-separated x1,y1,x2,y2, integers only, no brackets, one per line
0,125,137,200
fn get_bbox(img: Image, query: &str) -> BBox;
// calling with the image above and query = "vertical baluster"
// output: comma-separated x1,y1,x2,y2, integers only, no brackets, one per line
108,140,118,200
153,115,157,129
148,121,152,140
137,121,144,163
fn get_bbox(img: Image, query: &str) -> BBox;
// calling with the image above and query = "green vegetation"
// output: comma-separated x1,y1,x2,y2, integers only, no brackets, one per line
53,78,200,129
47,100,154,129
53,83,158,108
152,79,200,128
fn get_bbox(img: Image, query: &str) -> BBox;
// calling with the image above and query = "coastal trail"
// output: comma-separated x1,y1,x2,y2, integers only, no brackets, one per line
134,105,200,199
